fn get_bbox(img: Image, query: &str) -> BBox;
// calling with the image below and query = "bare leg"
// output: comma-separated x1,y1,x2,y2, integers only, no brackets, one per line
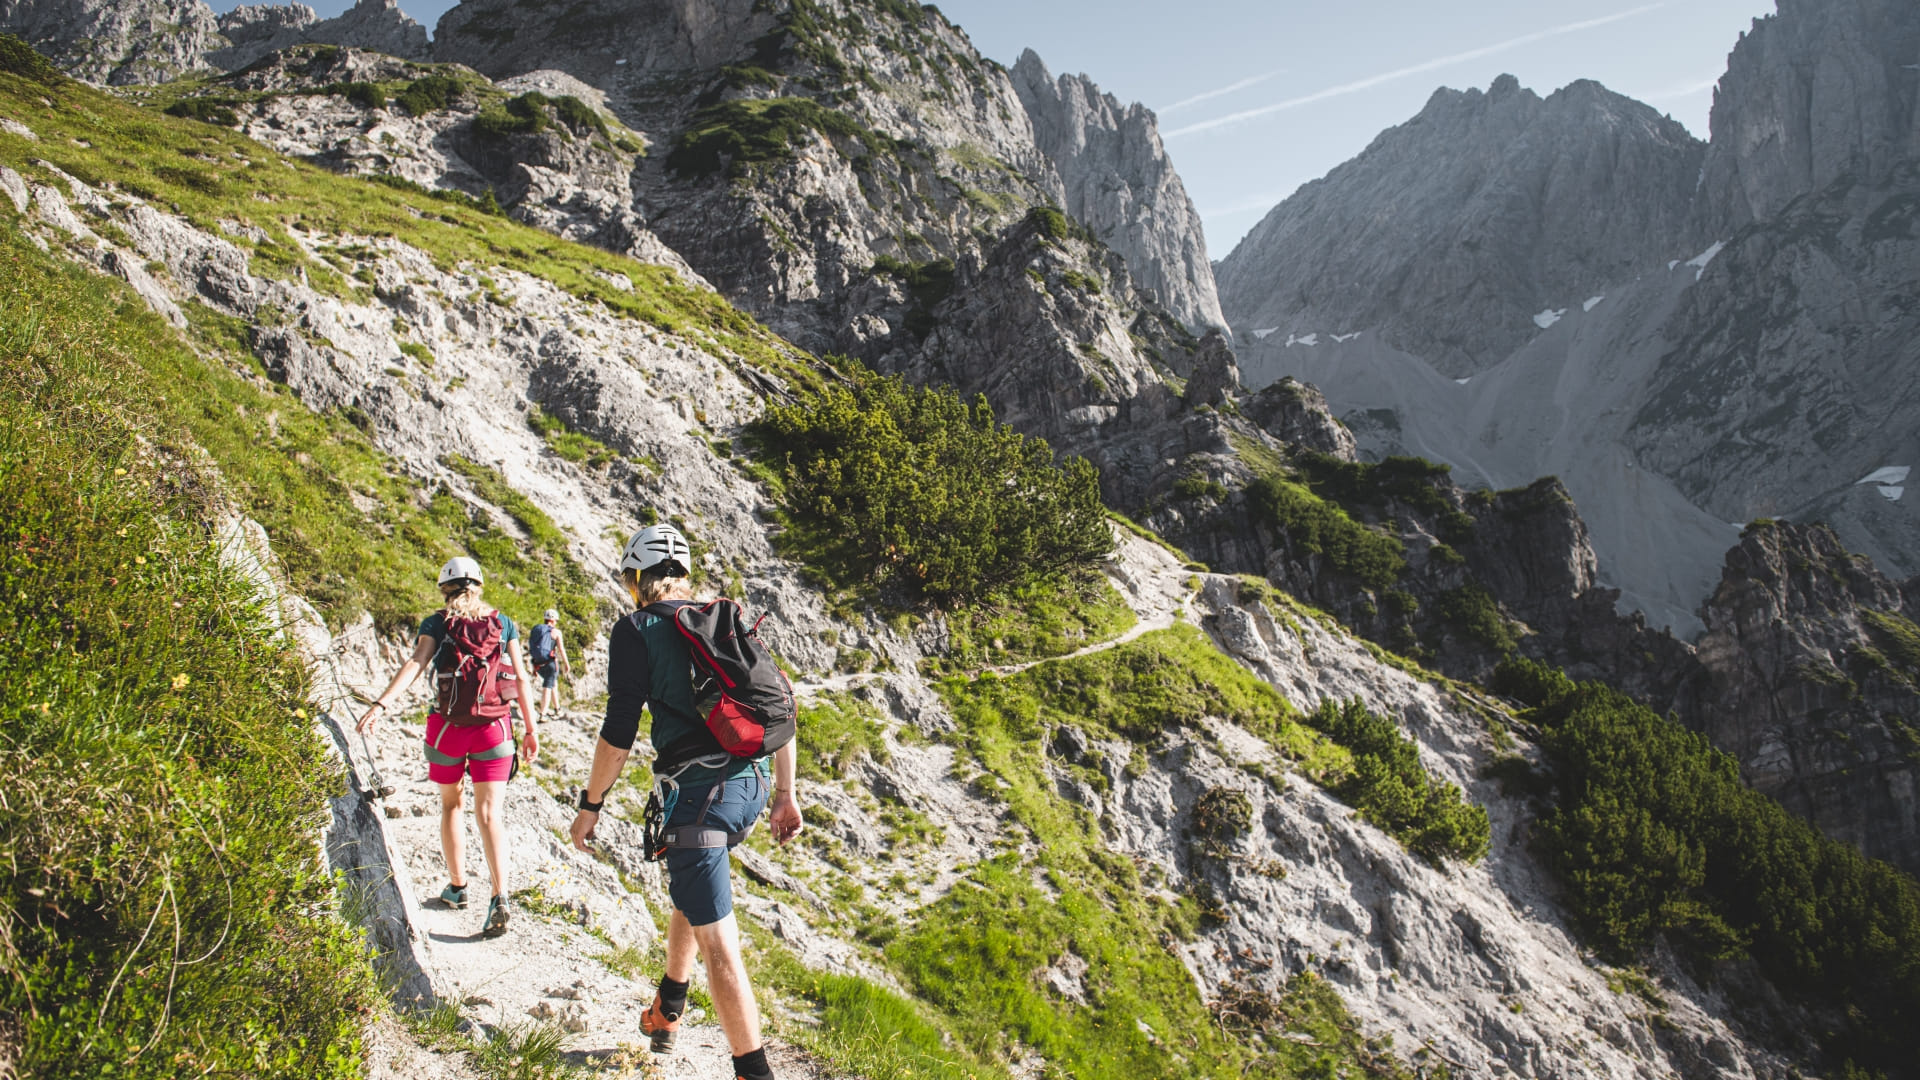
664,909,700,983
471,780,510,897
437,782,466,887
690,913,762,1056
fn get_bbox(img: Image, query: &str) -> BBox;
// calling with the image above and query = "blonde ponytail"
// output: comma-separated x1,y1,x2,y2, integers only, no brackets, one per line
441,581,491,621
622,566,694,608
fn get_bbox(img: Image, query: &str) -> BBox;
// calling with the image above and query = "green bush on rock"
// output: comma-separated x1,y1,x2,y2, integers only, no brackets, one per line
1305,698,1490,864
1498,656,1920,1071
753,373,1111,605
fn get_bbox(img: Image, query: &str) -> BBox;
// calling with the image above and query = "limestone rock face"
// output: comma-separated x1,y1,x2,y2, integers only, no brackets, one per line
437,0,1061,357
1241,378,1356,461
208,2,318,72
1630,165,1920,583
1180,330,1239,408
215,0,429,70
1696,0,1920,236
214,47,701,284
1217,74,1704,378
1010,48,1226,335
1691,522,1920,875
0,0,221,84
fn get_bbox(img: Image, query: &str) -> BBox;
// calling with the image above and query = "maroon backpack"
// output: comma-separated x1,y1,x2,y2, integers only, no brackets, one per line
434,612,521,726
644,600,796,761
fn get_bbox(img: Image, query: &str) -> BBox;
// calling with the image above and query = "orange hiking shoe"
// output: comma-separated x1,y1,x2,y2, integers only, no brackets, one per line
640,992,680,1054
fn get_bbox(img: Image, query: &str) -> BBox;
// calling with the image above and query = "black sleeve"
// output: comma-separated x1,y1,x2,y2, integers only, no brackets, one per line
600,615,650,751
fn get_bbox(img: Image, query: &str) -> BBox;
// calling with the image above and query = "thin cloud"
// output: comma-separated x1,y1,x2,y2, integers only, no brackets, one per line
1159,69,1285,116
1166,2,1665,139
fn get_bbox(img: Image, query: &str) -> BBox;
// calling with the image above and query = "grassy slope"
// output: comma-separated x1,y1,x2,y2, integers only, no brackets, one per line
0,219,375,1077
0,68,816,390
903,625,1408,1079
0,57,1491,1080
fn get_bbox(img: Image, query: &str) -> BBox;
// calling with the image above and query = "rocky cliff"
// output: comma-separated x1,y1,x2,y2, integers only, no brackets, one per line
1010,48,1225,335
212,0,429,71
1691,521,1920,875
0,0,221,84
1696,0,1920,236
0,0,430,82
1222,0,1920,648
1216,74,1705,378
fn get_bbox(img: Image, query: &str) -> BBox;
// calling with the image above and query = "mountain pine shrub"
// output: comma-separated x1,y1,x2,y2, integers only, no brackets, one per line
753,373,1111,604
1305,698,1490,864
1496,657,1920,1071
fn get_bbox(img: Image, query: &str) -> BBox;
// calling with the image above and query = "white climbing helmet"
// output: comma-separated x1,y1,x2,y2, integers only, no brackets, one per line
437,556,485,586
621,524,691,575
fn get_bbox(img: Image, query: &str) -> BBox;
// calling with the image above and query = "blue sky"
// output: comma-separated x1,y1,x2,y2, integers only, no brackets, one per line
214,0,1777,253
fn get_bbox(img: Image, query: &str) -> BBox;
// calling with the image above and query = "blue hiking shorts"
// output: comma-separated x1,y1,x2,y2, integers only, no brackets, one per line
537,661,559,689
664,767,768,927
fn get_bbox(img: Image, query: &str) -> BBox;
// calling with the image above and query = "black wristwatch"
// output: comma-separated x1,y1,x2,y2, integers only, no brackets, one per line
578,788,604,813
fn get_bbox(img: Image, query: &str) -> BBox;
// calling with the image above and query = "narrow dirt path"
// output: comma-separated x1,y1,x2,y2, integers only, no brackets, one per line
321,665,831,1077
984,528,1199,677
318,525,1196,1077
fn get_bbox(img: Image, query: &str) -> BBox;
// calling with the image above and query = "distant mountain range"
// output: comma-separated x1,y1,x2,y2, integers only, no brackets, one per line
1221,0,1920,643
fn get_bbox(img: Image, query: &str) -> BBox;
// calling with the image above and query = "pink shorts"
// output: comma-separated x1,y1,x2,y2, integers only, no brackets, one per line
423,713,516,784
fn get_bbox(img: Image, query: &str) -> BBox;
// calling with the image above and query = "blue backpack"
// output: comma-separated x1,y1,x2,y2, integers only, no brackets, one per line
528,622,558,666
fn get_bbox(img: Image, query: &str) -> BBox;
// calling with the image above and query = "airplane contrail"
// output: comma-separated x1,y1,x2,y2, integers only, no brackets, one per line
1165,3,1665,139
1158,69,1285,116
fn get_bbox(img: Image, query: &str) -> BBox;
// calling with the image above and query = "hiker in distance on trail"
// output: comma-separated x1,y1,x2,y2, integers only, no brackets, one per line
357,556,541,938
529,606,574,720
570,524,802,1080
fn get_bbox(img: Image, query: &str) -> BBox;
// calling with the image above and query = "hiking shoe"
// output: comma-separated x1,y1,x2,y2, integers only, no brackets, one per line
640,993,680,1054
483,894,510,937
439,883,468,909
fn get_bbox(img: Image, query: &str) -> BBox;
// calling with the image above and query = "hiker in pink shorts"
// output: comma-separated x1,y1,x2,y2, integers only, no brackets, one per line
357,557,540,936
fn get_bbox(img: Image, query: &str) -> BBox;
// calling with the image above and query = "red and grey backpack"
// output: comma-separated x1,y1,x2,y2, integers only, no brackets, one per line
642,600,796,762
434,612,522,727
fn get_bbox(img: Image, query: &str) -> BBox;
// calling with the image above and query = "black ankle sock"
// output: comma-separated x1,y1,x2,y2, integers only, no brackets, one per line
732,1047,773,1080
656,975,688,1018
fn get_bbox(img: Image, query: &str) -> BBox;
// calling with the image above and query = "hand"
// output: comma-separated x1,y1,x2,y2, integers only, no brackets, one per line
569,809,598,853
356,702,384,734
521,728,539,763
770,792,803,845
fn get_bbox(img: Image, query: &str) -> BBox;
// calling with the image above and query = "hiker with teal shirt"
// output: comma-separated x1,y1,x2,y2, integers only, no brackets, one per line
528,607,573,719
358,556,541,938
569,524,802,1080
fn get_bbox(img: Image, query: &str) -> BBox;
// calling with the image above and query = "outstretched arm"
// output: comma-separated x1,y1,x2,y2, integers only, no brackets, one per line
355,634,436,733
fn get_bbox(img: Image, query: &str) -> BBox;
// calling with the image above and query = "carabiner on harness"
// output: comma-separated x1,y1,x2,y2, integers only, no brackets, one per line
643,774,681,862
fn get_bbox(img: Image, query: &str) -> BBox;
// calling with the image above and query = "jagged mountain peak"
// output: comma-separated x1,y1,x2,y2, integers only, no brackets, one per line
1009,46,1227,334
1218,73,1704,378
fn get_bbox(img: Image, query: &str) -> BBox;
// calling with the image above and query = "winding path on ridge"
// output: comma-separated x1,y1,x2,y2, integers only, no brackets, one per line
329,525,1194,1077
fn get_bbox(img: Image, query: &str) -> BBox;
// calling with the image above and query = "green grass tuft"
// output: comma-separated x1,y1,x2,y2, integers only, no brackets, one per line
0,226,377,1077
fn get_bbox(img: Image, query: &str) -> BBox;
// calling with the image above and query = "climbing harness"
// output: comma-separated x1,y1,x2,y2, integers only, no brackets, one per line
641,754,763,861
